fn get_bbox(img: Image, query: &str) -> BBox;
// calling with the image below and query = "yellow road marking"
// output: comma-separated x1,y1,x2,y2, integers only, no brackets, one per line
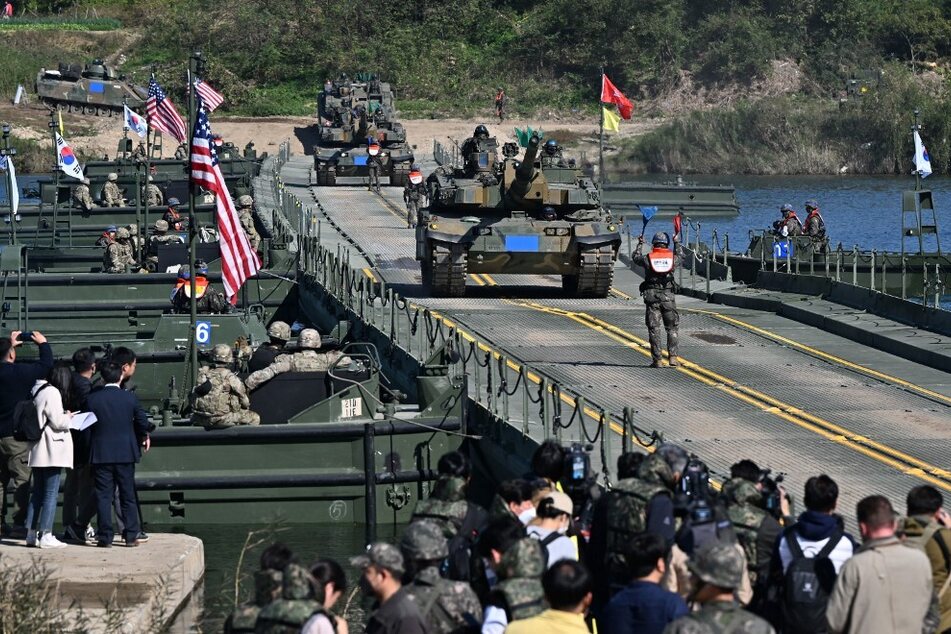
361,268,377,282
609,288,633,300
511,300,951,491
481,273,498,286
687,308,951,406
471,274,486,286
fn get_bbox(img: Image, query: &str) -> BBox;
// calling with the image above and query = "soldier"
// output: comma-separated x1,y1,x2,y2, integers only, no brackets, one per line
73,178,96,212
401,519,483,633
403,164,426,228
236,194,262,252
494,88,506,122
634,232,680,367
146,219,184,271
367,143,383,193
164,198,186,231
411,451,481,539
244,329,347,391
540,139,566,168
103,172,125,207
663,543,775,634
352,542,429,634
224,542,293,633
95,224,117,248
170,261,229,314
102,227,137,274
486,536,547,627
132,142,147,161
144,175,163,208
174,143,188,160
248,321,291,373
255,563,328,634
773,204,803,237
803,199,826,252
190,344,260,431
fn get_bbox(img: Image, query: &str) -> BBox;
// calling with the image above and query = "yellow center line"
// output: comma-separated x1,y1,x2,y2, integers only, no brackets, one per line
361,268,378,283
686,308,951,406
609,288,633,300
471,274,486,286
511,301,951,491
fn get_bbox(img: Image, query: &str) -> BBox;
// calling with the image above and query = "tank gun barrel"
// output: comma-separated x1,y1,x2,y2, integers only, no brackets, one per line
515,133,541,183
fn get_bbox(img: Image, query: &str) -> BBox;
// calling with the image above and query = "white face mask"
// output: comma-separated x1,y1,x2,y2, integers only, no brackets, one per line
557,518,570,534
518,508,536,525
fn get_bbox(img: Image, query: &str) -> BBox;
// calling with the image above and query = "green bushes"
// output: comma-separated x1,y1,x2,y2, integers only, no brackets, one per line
0,17,121,30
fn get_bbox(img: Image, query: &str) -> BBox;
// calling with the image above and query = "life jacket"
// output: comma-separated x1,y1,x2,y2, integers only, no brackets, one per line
786,212,803,230
805,209,826,235
173,276,209,300
646,247,675,274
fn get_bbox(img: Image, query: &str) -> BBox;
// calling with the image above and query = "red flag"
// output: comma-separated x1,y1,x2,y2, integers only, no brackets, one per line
600,75,633,120
190,107,260,303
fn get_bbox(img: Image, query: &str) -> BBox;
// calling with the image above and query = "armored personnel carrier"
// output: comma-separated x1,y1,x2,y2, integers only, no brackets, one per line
312,74,414,186
418,128,621,297
36,60,147,115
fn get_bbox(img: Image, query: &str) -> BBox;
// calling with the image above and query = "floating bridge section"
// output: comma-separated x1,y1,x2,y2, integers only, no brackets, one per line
266,153,951,520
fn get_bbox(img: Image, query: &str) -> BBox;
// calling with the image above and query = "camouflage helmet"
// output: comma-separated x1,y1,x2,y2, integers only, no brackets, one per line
253,569,283,605
211,344,233,364
721,477,763,507
636,453,675,489
688,543,744,589
237,194,253,208
298,328,321,350
780,203,794,213
116,227,131,240
805,199,819,210
126,224,138,236
350,542,405,576
281,563,319,601
108,172,118,181
267,321,291,341
400,520,449,561
498,537,546,580
154,219,169,232
168,197,181,207
651,232,670,247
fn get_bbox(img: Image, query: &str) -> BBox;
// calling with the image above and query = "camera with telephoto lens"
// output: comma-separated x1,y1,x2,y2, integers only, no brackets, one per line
675,455,712,516
560,443,598,535
759,468,789,519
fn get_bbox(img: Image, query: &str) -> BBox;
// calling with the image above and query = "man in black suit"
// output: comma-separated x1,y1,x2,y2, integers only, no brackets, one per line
86,360,151,547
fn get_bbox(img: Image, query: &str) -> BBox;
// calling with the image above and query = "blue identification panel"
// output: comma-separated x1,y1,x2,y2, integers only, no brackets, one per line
505,235,540,252
353,156,368,166
89,82,105,94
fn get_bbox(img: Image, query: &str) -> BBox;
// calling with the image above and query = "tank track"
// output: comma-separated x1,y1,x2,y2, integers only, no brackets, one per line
423,242,468,297
43,99,122,117
315,166,337,186
563,245,615,298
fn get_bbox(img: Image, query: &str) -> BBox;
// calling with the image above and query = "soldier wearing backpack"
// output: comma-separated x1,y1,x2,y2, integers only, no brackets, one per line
769,475,855,633
904,485,951,633
0,330,53,539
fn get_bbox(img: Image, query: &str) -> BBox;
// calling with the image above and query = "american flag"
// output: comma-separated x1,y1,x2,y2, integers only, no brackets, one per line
190,106,260,302
194,78,224,112
146,77,187,143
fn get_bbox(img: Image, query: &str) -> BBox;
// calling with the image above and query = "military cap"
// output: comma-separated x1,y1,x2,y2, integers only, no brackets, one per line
651,232,670,247
211,344,233,364
780,203,794,212
108,172,118,181
688,543,744,589
805,199,819,210
168,197,181,207
106,224,117,233
281,563,318,601
351,542,405,575
154,219,169,232
401,520,449,561
116,227,131,239
237,194,254,208
298,328,321,350
267,321,291,341
637,453,675,488
195,259,209,275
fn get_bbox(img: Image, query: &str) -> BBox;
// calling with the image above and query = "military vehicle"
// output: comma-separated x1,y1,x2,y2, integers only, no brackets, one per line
35,60,147,115
418,129,621,297
137,339,465,525
312,74,414,186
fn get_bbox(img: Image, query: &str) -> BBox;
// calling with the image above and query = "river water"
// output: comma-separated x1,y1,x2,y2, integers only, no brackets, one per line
623,174,951,253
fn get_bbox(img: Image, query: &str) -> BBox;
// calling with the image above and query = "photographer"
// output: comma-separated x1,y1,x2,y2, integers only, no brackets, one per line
0,330,53,538
719,460,785,613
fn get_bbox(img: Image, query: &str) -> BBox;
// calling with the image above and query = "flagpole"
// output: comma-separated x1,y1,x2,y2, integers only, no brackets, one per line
187,52,200,395
126,95,143,263
144,125,151,233
913,108,921,192
598,66,605,189
48,111,59,250
1,123,16,245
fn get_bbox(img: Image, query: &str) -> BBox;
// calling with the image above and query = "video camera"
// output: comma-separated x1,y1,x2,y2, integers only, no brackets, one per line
674,455,712,516
674,456,737,555
758,468,791,519
560,443,599,535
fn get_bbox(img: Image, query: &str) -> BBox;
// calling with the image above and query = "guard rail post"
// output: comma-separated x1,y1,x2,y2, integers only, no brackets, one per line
870,250,876,292
901,256,907,300
705,253,710,298
881,257,888,296
363,422,377,545
852,246,858,285
935,263,942,307
772,238,777,272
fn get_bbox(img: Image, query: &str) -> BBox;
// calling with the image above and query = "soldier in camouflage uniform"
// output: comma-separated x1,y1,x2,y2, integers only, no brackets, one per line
412,473,470,538
174,143,188,160
236,194,262,253
191,344,260,430
102,227,137,273
249,321,291,373
403,164,426,228
718,475,781,604
488,537,547,624
633,232,680,367
401,519,483,633
73,178,96,212
225,568,283,633
144,175,163,207
103,172,125,207
663,543,774,634
368,153,383,193
146,219,184,271
245,329,347,391
255,563,328,634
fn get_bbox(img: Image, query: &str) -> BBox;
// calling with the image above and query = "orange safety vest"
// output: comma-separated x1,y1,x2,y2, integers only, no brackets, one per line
646,247,675,274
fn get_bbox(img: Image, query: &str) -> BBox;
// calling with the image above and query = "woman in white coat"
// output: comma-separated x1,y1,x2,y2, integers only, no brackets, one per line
26,365,74,548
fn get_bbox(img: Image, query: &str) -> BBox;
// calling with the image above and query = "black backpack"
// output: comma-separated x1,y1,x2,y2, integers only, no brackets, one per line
444,503,488,581
781,525,843,634
12,383,53,442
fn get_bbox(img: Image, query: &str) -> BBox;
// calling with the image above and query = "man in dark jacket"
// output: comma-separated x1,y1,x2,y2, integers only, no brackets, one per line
352,542,429,634
62,348,97,541
86,360,151,547
0,330,53,537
